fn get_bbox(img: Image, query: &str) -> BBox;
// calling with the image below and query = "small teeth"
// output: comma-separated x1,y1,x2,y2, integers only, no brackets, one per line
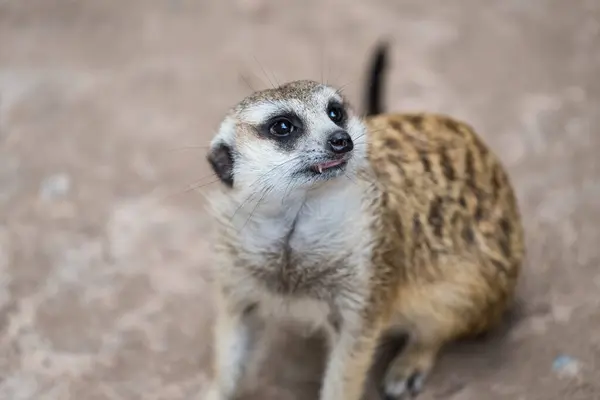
317,165,323,174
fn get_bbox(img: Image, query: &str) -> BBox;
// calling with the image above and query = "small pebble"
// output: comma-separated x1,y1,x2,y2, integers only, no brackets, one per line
40,173,71,200
552,355,581,378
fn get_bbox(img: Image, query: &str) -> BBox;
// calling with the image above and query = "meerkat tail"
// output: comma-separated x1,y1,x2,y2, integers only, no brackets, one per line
363,40,389,117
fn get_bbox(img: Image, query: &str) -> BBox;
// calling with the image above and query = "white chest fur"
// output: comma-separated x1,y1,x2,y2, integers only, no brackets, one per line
236,179,372,274
214,178,375,329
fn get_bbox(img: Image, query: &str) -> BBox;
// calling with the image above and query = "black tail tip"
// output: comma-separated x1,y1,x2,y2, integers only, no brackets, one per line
364,40,390,117
372,40,389,73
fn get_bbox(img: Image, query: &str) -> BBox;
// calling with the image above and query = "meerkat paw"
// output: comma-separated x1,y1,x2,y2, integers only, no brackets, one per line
381,345,437,399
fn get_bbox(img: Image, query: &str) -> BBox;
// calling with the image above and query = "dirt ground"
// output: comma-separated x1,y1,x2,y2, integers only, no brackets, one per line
1,1,599,399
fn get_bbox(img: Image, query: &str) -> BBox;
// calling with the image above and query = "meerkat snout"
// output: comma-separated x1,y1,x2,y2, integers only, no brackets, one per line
326,130,354,154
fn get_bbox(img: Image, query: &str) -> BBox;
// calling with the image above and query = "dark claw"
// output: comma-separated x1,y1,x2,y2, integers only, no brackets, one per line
406,372,424,396
380,371,424,399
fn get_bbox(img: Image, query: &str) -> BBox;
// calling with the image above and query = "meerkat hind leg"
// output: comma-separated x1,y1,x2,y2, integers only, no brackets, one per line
382,258,509,399
381,337,442,399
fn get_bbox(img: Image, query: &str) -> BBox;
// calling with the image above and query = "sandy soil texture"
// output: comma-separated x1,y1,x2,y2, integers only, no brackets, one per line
1,1,599,399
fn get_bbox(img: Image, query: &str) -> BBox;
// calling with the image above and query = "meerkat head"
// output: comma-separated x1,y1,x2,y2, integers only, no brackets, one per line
207,80,367,199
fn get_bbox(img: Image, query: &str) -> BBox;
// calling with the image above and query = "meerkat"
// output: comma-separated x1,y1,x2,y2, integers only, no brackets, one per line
203,42,525,400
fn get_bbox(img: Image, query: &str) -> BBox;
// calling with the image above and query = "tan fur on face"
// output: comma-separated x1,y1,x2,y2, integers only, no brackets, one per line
205,85,525,400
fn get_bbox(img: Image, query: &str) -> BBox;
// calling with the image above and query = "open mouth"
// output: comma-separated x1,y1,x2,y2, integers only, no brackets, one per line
311,159,347,174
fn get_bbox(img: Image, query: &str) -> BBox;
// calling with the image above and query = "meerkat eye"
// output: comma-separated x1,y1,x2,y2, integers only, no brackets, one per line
269,118,295,136
327,104,345,124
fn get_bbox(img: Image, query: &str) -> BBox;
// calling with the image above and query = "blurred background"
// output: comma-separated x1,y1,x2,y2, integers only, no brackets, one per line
1,1,599,399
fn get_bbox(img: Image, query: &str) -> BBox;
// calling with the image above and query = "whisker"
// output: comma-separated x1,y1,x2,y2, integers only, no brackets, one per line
229,156,302,222
270,71,281,87
165,145,211,153
332,68,359,91
239,73,256,93
350,127,388,143
320,43,324,85
230,181,268,224
183,178,221,192
253,56,277,89
327,55,332,86
161,174,220,201
335,79,358,96
234,155,310,232
353,132,368,142
238,184,274,233
343,171,357,186
330,68,345,88
281,173,297,205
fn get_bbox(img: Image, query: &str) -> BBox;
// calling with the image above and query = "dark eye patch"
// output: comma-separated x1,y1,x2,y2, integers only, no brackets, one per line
257,112,305,151
326,100,347,126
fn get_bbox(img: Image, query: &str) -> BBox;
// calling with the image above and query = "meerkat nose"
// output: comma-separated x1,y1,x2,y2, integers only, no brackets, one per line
327,130,354,154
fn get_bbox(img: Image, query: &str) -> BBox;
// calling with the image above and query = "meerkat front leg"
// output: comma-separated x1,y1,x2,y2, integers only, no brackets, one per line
320,315,382,400
205,296,254,400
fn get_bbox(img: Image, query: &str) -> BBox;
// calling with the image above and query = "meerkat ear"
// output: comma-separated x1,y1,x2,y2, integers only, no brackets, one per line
207,142,235,188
